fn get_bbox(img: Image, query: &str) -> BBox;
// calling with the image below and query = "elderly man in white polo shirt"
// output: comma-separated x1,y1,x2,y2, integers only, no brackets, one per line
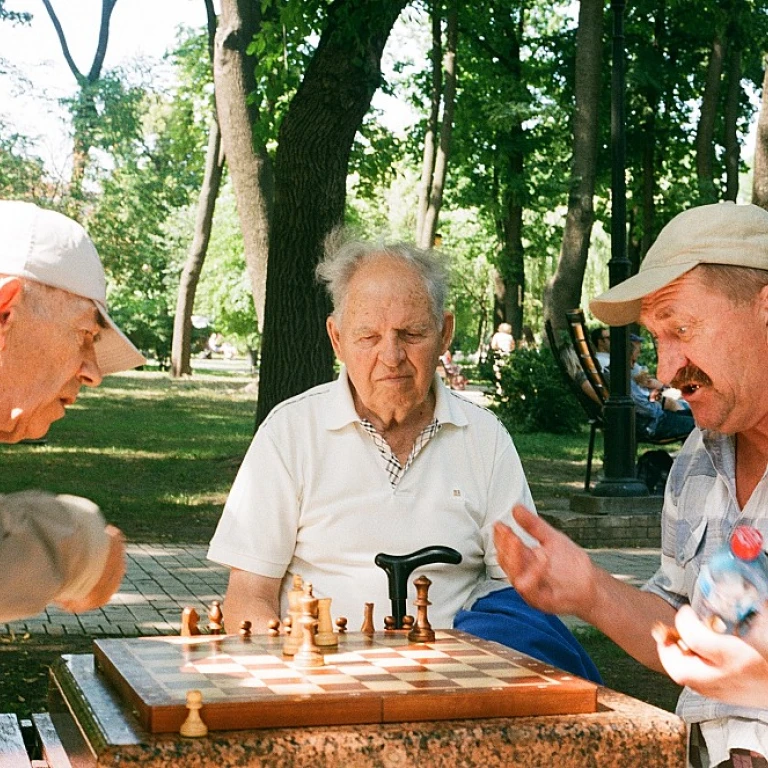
207,234,600,680
0,201,145,622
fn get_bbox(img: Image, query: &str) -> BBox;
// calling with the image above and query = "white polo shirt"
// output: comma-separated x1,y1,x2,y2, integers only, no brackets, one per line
207,369,536,629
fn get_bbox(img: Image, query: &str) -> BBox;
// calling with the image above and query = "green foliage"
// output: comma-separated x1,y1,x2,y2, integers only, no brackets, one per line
0,122,45,199
184,189,258,349
488,346,584,435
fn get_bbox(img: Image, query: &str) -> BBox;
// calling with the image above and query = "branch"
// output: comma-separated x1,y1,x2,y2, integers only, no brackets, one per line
41,0,84,83
87,0,118,83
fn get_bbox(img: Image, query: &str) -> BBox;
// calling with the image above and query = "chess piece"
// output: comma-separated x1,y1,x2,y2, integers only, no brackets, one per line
267,619,281,637
315,597,338,648
181,607,201,637
208,601,224,635
402,615,415,631
179,689,208,738
384,616,396,631
335,617,348,634
407,575,435,643
239,620,252,638
293,584,324,669
283,580,306,657
360,602,375,635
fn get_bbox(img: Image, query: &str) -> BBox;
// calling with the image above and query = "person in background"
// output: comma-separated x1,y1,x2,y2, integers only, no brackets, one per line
589,326,611,370
490,322,515,355
208,233,600,681
0,201,145,622
494,201,768,767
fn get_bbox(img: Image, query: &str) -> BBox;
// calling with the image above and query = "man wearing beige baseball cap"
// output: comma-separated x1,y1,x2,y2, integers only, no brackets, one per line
494,201,768,766
0,201,145,622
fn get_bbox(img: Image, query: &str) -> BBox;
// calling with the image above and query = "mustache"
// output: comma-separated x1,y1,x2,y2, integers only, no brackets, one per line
670,364,712,390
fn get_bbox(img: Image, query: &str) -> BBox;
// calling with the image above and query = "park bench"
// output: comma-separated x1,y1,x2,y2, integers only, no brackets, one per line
0,712,70,768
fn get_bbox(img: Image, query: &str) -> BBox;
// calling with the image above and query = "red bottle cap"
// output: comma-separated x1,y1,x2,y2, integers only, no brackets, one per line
730,526,764,561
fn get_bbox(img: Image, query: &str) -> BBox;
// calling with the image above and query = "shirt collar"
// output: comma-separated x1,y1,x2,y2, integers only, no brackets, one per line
323,366,468,431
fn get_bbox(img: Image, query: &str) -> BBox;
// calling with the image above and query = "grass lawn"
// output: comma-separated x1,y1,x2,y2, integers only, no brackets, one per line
0,369,257,543
0,369,683,719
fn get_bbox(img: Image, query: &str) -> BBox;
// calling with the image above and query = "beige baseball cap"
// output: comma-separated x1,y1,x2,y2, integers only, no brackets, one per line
590,201,768,325
0,200,145,375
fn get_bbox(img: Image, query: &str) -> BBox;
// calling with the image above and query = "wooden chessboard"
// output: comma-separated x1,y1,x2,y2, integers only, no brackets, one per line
93,629,598,733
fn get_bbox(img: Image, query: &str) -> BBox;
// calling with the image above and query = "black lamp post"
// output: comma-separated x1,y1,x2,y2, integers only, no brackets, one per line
592,0,648,497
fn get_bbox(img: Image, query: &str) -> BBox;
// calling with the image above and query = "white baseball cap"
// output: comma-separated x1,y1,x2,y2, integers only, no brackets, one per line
590,201,768,325
0,200,145,375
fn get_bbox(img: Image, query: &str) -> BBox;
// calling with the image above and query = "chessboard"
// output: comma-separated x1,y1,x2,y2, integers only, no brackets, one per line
93,630,598,734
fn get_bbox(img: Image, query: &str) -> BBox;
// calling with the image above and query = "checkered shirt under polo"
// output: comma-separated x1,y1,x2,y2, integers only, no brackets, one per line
359,417,442,488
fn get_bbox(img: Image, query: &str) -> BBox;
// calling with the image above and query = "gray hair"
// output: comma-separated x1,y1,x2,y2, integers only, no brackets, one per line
315,231,449,326
695,264,768,307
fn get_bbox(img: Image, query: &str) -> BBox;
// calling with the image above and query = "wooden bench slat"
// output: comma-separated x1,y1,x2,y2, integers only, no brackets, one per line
0,713,31,768
31,714,71,768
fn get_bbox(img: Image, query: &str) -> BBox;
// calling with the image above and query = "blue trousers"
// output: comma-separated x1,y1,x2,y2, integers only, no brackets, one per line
453,586,602,683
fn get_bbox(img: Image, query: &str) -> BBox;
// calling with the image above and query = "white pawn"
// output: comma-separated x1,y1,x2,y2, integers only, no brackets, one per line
180,689,208,738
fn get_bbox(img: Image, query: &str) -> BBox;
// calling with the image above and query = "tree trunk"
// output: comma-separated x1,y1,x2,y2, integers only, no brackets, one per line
41,0,117,202
256,0,408,427
415,2,441,246
752,62,768,210
214,0,274,330
543,0,603,337
723,43,742,202
170,120,225,378
419,0,457,249
496,7,525,342
695,33,725,204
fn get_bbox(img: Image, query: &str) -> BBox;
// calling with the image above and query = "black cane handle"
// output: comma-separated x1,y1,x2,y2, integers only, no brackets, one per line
375,546,462,629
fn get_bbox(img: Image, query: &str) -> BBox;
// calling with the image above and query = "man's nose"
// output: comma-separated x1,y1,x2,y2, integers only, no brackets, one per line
656,342,685,385
79,342,103,387
380,334,405,366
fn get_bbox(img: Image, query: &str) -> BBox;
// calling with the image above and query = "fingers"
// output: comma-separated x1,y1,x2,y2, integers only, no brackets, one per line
511,504,550,541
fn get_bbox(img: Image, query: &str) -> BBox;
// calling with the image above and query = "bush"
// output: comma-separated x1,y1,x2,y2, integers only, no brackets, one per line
488,346,585,434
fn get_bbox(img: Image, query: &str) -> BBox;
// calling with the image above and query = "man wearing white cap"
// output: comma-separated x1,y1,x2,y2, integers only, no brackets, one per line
0,201,145,622
494,201,768,766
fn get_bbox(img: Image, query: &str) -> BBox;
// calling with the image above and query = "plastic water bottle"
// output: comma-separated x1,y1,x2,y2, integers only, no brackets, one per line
697,525,768,636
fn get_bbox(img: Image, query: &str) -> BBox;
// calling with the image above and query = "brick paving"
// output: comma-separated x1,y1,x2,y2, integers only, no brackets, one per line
0,543,659,637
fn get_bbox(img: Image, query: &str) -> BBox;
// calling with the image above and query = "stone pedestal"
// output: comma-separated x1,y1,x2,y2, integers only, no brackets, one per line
49,652,686,768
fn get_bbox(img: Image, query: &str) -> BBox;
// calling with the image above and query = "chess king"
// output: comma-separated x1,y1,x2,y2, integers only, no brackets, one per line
0,201,145,622
208,231,600,682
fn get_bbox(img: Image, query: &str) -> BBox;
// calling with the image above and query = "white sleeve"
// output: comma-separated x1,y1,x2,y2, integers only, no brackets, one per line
0,491,110,622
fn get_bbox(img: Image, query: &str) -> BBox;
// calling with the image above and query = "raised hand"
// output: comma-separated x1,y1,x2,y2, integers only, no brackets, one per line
493,505,596,618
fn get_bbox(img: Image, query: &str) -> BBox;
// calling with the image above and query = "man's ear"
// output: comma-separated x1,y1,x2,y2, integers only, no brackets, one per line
0,277,22,351
440,312,455,354
326,315,343,361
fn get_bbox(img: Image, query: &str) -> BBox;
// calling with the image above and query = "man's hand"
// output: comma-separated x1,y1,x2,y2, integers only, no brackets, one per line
493,505,596,618
56,525,126,614
653,604,768,708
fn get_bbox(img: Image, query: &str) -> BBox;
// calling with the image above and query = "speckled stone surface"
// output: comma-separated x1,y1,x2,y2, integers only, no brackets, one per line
49,654,687,767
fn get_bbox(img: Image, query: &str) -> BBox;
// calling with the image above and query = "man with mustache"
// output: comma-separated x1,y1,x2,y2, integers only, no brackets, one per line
494,202,768,767
0,201,145,622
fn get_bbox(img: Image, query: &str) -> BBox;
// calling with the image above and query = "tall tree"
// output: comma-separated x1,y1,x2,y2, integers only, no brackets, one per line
214,0,274,330
256,0,409,425
41,0,118,202
415,0,458,250
543,0,604,336
753,61,768,210
171,0,224,378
